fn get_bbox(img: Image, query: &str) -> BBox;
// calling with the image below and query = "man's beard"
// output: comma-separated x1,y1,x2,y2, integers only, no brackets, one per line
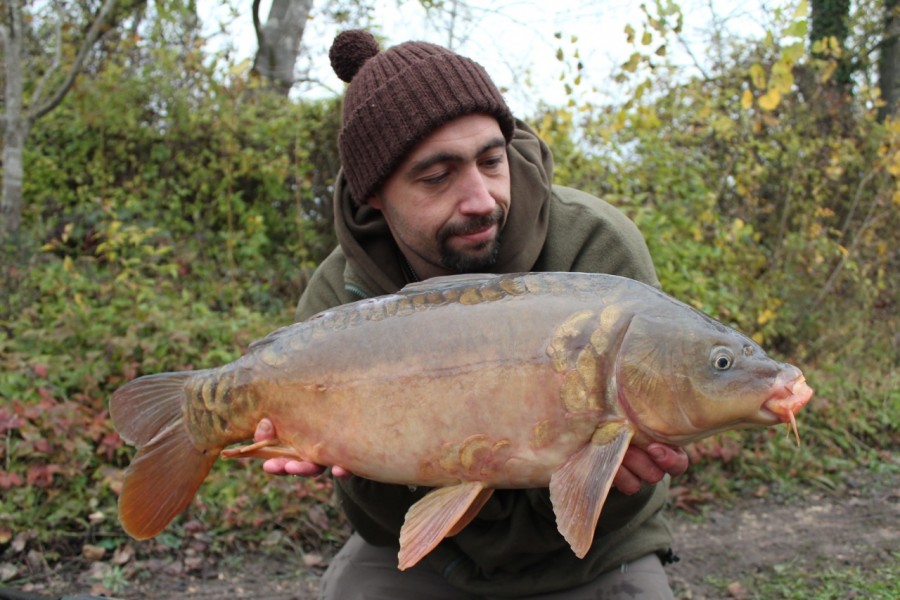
437,207,505,273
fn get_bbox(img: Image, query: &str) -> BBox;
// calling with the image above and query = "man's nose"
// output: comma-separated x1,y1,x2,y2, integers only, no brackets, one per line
457,166,496,215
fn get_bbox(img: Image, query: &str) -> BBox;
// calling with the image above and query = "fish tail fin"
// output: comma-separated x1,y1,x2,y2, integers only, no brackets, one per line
110,370,219,540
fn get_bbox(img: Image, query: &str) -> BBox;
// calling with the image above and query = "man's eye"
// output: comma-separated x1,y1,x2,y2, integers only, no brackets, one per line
422,173,448,185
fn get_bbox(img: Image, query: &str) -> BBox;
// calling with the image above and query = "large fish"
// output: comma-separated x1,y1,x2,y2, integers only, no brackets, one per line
110,272,812,569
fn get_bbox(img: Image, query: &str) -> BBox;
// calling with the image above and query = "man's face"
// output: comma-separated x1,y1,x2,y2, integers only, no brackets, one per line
369,114,511,280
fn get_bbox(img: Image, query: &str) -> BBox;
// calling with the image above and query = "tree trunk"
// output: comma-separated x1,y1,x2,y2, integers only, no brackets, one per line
879,0,900,121
253,0,313,95
0,4,28,236
0,0,128,239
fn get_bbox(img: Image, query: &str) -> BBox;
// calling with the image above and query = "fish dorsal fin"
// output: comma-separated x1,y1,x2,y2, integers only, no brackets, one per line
398,481,493,570
549,421,635,558
400,273,500,294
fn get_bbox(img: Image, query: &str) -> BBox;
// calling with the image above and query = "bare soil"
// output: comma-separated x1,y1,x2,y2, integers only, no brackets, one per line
5,469,898,600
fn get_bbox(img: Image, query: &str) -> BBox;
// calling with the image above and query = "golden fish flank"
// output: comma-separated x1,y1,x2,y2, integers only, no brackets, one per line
110,271,813,571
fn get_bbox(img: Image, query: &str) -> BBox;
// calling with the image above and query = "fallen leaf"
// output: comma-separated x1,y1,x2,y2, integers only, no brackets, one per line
112,544,134,565
302,553,325,568
0,562,19,582
727,581,750,599
82,544,106,561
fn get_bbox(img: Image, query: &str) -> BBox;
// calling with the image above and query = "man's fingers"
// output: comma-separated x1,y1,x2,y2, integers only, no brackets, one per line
254,418,275,442
646,443,689,477
263,457,327,477
621,447,666,488
613,464,643,495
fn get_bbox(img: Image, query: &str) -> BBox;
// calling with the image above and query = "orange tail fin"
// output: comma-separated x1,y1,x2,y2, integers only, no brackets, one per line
110,371,219,540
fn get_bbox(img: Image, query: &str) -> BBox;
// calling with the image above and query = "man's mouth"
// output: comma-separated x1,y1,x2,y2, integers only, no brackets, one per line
452,223,497,245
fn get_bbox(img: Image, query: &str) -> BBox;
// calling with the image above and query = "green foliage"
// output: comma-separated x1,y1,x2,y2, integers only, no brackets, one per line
533,0,898,504
1,3,346,573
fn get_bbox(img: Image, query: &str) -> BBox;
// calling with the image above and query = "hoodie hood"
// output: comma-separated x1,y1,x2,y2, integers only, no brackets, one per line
333,119,554,297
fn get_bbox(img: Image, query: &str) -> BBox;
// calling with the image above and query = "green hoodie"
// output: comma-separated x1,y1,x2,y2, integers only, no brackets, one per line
294,120,672,596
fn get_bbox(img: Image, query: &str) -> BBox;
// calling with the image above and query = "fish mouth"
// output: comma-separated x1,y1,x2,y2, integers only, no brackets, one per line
759,371,813,444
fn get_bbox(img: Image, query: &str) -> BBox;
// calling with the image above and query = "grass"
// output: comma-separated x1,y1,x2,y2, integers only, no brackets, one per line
702,553,900,599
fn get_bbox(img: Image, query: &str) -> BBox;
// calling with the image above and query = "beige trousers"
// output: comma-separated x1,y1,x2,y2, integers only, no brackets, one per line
319,533,675,600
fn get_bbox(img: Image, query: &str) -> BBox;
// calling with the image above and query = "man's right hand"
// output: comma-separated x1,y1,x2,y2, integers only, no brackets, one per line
254,418,350,478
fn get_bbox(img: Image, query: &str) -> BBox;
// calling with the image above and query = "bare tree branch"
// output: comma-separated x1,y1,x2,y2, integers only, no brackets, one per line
28,0,120,122
30,2,66,113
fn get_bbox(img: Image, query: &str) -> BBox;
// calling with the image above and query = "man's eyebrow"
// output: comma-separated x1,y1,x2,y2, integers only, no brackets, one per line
405,137,507,178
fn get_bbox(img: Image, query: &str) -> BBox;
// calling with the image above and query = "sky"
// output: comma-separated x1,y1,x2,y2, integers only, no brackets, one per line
198,0,770,116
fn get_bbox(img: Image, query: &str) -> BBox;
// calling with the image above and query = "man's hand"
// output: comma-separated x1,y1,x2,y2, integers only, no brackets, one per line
254,418,350,478
613,443,689,495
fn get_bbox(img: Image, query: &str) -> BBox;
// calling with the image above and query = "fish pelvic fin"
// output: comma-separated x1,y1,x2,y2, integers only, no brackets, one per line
110,371,219,540
398,482,494,570
549,421,634,558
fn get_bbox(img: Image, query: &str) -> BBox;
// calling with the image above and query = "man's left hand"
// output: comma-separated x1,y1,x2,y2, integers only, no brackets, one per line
614,444,689,495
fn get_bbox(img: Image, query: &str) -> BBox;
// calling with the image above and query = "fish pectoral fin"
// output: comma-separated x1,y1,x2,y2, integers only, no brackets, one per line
549,421,635,559
398,481,492,571
220,439,303,461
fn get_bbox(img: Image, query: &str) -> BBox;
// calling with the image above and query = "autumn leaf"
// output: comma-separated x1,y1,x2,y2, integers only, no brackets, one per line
758,88,782,111
741,89,754,110
749,63,767,89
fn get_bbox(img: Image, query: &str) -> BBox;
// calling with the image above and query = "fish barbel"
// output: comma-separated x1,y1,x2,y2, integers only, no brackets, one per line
109,272,812,569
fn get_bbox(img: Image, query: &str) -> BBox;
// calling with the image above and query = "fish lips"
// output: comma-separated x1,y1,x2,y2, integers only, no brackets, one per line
759,369,813,424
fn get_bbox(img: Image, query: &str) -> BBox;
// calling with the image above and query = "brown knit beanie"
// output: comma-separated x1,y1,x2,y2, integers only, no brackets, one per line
329,30,516,204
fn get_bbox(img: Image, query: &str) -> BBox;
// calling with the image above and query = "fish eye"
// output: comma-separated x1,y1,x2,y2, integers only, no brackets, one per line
710,347,734,371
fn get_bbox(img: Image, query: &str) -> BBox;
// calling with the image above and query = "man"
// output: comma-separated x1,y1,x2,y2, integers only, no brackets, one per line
256,29,688,599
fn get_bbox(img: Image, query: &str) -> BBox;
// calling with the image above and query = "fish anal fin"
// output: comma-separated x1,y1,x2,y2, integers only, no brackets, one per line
398,481,489,570
446,487,494,537
220,438,304,461
549,421,635,558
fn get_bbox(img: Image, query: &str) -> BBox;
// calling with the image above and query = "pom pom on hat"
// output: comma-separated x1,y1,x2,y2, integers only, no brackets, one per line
329,30,381,83
330,29,515,204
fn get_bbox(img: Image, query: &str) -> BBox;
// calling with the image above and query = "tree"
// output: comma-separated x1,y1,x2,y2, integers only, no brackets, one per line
879,0,900,119
252,0,314,94
810,0,852,87
0,0,146,238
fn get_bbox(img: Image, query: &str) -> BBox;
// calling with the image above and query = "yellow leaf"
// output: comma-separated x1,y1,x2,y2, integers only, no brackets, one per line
749,64,766,89
622,53,642,73
757,308,776,326
741,89,754,110
758,88,782,111
624,24,635,44
793,0,809,18
819,60,838,83
642,31,653,46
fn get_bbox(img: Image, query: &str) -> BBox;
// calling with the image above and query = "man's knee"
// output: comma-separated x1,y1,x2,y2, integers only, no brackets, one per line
319,534,473,600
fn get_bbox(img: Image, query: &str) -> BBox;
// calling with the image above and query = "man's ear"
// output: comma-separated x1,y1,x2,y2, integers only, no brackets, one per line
368,193,384,210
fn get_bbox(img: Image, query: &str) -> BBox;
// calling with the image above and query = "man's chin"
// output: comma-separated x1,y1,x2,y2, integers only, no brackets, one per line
441,241,500,273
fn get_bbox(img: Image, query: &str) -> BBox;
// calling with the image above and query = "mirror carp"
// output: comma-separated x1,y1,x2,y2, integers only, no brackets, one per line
110,272,812,569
